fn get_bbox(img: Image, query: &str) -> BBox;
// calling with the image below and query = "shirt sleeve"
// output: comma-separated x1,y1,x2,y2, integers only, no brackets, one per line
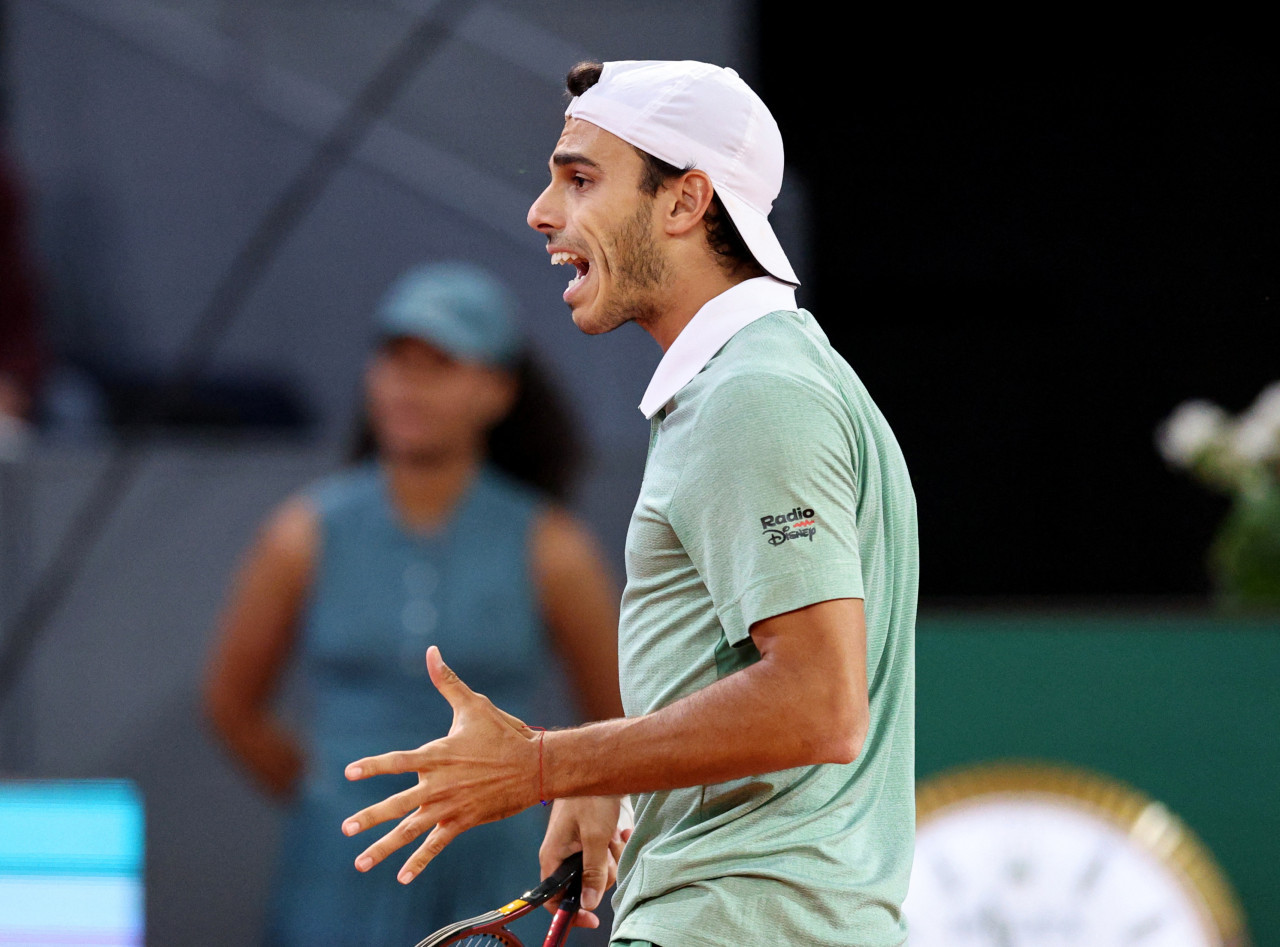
667,370,865,647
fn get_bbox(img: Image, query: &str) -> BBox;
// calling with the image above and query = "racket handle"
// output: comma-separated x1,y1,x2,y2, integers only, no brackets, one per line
541,880,582,947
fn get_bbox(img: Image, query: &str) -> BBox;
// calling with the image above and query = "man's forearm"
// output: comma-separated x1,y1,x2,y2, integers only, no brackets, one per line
542,645,864,800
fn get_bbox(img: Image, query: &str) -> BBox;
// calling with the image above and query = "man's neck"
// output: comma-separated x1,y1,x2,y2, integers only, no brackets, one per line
642,265,756,352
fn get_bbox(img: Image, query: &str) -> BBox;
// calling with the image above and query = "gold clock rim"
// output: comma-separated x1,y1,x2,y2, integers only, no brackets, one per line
915,760,1249,945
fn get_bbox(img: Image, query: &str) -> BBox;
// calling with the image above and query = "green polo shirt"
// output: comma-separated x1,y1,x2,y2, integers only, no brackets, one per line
611,283,917,947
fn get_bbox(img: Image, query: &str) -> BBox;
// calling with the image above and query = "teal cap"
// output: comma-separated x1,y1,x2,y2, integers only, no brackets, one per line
375,262,522,366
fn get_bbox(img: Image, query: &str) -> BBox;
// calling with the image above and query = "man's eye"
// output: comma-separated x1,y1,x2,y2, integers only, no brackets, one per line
572,174,589,188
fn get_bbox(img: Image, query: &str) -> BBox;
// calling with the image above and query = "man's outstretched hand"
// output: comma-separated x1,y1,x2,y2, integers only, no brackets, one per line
340,646,541,884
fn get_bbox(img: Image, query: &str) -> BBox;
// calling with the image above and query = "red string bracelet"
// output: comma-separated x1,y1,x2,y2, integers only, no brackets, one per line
530,727,549,806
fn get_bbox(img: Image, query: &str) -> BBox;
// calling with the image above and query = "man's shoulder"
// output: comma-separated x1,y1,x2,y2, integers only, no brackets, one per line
711,308,849,382
721,306,812,356
690,309,848,410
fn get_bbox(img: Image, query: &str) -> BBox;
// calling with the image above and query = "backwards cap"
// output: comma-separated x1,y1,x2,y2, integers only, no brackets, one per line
565,60,799,286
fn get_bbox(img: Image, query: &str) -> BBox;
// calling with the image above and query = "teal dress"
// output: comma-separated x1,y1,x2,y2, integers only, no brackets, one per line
266,464,557,946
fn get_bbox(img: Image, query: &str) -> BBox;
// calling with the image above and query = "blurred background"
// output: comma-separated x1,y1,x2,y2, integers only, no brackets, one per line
0,2,1276,945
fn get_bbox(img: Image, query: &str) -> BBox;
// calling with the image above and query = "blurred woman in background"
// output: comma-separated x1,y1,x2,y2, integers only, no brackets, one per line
204,262,621,946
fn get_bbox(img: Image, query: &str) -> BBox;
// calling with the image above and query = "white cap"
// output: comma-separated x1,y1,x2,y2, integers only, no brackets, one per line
565,60,799,287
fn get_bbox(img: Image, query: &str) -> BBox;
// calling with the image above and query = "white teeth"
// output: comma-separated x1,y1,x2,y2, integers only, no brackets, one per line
551,250,586,292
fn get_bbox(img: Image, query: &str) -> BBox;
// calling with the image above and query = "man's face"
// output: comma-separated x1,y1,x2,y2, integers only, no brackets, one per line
527,118,668,335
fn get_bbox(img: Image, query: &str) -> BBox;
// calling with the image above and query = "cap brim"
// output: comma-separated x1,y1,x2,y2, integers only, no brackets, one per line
716,187,800,287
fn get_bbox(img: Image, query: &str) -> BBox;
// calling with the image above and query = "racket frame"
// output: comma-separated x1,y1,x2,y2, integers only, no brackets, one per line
412,852,585,947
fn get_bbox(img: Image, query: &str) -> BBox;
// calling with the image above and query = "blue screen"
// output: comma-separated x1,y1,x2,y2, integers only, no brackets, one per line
0,780,144,945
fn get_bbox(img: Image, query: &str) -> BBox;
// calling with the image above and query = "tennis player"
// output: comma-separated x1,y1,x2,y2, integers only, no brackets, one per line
342,60,918,947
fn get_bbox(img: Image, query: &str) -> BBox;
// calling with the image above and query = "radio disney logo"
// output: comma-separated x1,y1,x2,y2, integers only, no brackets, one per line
760,506,817,545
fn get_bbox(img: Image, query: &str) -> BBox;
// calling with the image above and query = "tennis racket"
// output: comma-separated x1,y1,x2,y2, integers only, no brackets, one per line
412,852,584,947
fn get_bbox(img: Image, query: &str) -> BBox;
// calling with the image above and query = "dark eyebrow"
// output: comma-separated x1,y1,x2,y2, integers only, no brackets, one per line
552,152,599,169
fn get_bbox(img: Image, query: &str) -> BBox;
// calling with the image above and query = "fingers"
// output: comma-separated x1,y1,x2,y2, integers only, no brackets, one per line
351,808,431,874
540,889,601,930
572,816,615,912
344,746,427,782
425,647,529,736
539,796,625,913
426,646,478,710
350,808,459,882
541,894,601,930
342,780,428,837
349,647,509,782
394,821,460,884
579,843,611,912
610,821,632,862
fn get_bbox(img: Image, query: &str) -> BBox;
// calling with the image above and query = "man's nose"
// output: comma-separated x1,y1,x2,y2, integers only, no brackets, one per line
527,183,561,234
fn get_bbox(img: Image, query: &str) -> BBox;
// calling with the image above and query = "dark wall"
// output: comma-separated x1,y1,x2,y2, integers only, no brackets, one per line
757,27,1278,598
1,1,9,124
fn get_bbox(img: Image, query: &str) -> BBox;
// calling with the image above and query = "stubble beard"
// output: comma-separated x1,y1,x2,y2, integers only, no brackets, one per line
580,199,668,335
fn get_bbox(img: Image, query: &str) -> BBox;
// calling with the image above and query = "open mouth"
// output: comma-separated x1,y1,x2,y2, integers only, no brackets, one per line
551,250,590,295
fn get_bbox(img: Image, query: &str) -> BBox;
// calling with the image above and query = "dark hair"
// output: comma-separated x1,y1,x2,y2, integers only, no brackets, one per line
565,60,604,98
348,352,585,502
565,61,766,279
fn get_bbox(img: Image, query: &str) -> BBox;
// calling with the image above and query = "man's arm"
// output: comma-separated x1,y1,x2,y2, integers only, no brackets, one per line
544,596,866,796
340,597,867,882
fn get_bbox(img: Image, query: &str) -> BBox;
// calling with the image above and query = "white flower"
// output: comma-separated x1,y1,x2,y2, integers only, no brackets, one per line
1242,380,1280,429
1156,399,1228,467
1227,381,1280,465
1232,416,1279,464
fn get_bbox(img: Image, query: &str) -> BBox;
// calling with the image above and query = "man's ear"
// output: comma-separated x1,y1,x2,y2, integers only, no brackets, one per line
662,169,715,237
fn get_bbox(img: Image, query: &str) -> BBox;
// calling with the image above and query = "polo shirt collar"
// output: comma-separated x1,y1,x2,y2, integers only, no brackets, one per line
638,277,798,418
